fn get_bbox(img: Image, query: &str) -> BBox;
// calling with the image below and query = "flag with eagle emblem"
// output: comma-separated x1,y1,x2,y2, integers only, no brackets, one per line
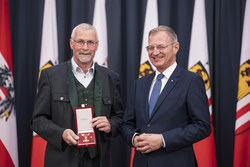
0,0,19,166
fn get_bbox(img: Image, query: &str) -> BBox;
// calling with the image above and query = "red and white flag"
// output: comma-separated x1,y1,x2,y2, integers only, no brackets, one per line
188,0,217,167
233,0,250,166
130,0,158,166
93,0,108,67
30,0,58,166
0,0,19,166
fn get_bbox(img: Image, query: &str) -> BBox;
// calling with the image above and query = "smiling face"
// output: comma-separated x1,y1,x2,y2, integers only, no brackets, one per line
70,28,98,67
148,31,179,73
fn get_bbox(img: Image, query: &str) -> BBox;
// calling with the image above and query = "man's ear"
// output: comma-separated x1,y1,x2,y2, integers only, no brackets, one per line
173,42,180,55
95,41,99,50
69,39,73,50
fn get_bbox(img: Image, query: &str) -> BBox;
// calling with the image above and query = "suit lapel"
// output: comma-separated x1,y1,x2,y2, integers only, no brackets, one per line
67,61,78,110
149,66,182,120
92,64,104,166
93,64,102,117
145,73,155,121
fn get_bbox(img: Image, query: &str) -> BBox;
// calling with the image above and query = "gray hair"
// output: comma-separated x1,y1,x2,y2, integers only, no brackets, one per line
149,25,178,43
71,23,98,40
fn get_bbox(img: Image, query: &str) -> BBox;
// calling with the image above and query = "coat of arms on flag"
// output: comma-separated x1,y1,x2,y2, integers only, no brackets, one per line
0,57,15,121
139,60,154,78
189,61,210,91
237,59,250,102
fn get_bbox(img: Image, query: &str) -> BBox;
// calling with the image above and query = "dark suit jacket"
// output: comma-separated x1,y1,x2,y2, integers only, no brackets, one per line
121,65,211,167
31,61,123,167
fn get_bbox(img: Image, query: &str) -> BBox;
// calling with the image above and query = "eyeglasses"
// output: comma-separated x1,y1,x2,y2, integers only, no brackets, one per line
146,43,176,52
71,38,98,48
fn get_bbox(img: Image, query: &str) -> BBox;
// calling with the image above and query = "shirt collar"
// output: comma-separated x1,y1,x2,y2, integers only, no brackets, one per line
155,62,177,79
71,57,95,74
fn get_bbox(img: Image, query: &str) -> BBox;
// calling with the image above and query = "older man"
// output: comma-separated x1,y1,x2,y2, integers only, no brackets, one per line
31,23,124,167
121,25,211,167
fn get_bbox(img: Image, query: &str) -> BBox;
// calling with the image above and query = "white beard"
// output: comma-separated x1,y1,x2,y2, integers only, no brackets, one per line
78,53,92,63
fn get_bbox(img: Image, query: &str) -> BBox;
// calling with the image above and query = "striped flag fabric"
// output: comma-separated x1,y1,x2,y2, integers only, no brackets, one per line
131,0,158,166
233,0,250,166
0,0,19,166
188,0,217,167
30,0,58,166
93,0,108,67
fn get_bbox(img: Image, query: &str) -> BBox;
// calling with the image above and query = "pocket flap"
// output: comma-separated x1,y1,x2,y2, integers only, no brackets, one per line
53,93,70,102
103,97,112,104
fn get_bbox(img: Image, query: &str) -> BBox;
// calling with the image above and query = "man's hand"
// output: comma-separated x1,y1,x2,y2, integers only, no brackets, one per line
91,116,111,133
62,129,79,146
134,133,162,153
133,134,140,146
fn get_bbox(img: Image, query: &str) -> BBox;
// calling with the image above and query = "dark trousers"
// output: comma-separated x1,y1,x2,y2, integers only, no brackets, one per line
79,151,100,167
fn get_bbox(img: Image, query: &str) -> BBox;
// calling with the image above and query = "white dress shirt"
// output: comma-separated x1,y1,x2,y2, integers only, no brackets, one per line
71,58,95,88
148,62,177,100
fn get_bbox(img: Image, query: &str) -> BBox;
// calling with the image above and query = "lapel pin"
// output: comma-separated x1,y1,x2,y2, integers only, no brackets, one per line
171,80,174,82
60,97,64,101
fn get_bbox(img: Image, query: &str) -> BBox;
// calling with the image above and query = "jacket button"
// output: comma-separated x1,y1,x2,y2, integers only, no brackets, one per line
75,150,79,156
147,124,151,127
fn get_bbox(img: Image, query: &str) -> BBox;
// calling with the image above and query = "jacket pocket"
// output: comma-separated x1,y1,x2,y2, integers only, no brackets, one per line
103,97,112,105
52,93,71,126
53,93,70,102
102,97,112,117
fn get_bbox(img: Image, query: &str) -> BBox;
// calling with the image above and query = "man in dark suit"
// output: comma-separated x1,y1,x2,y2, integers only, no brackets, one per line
31,23,123,167
121,25,211,167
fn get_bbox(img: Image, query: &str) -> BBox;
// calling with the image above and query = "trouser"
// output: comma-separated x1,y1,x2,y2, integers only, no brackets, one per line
79,151,100,167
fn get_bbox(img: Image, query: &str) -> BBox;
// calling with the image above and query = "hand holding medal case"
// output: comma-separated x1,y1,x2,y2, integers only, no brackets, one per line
74,106,96,148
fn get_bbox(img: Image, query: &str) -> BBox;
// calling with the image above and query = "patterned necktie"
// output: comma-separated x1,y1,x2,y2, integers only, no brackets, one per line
148,74,164,117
